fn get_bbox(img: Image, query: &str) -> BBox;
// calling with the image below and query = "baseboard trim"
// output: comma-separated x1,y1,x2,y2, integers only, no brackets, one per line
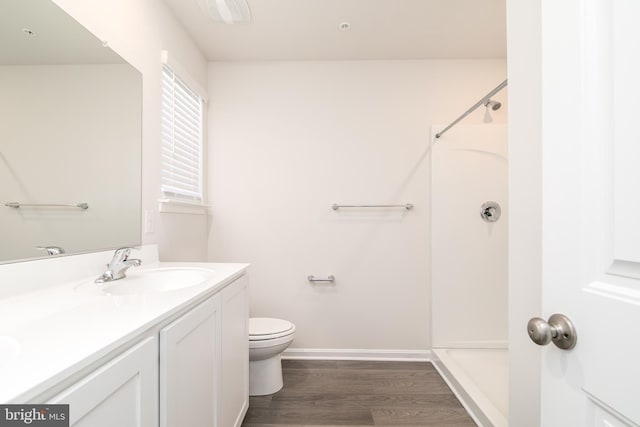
282,348,432,362
435,341,508,349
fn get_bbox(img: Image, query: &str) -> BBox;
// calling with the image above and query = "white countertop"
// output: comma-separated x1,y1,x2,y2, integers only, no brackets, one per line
0,253,248,403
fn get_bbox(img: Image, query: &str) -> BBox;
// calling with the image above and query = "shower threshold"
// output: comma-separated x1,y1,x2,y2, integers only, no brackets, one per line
432,348,508,427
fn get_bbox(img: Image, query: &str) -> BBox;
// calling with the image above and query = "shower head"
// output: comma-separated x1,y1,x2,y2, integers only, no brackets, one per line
484,99,501,111
483,99,501,123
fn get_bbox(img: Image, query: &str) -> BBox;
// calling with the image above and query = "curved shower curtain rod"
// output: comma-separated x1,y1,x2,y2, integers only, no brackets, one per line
435,79,508,139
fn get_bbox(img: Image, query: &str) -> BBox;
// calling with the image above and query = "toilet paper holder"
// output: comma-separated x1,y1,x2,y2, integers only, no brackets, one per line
307,274,335,283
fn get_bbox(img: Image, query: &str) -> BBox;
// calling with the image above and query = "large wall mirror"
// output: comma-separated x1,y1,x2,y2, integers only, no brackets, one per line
0,0,142,264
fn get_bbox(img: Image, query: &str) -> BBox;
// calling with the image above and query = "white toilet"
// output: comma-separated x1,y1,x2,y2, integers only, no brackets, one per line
249,317,296,396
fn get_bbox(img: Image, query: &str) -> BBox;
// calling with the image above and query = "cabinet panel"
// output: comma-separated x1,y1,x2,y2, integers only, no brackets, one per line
220,275,249,427
160,294,221,427
48,336,158,427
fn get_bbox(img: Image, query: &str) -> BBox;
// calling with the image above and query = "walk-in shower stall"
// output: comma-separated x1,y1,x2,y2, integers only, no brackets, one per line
430,80,509,427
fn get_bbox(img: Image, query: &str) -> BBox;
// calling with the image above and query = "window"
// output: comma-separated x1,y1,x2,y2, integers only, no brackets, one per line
160,62,204,206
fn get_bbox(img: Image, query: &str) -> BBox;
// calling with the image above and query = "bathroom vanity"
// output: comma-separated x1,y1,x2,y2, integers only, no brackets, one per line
0,247,249,427
0,2,249,425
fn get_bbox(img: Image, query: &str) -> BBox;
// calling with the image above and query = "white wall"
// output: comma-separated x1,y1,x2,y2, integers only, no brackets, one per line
51,0,209,261
207,60,506,350
0,65,140,262
431,124,508,348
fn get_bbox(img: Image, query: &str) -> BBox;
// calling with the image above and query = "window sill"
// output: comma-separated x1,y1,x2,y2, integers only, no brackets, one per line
158,198,210,215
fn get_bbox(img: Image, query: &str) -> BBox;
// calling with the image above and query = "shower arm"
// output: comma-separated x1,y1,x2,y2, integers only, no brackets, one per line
435,79,508,139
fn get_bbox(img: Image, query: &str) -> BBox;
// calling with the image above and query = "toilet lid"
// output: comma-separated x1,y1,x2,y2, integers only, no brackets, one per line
249,317,295,340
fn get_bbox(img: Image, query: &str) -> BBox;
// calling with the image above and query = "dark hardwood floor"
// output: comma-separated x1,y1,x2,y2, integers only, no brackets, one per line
241,360,477,427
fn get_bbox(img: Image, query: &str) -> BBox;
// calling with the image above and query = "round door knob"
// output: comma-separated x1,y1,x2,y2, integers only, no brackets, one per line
527,317,552,345
527,313,577,350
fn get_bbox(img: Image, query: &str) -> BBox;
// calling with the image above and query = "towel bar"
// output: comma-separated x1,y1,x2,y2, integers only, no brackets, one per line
5,202,89,210
331,203,413,210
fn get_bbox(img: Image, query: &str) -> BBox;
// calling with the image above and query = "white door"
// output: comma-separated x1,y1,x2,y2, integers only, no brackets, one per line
508,0,640,426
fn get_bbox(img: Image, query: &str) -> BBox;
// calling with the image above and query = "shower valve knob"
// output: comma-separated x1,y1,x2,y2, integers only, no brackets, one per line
527,314,577,350
480,201,501,222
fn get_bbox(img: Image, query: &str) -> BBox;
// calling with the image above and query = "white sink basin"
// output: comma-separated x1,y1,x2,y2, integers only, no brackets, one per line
0,336,21,369
102,267,214,295
76,267,215,296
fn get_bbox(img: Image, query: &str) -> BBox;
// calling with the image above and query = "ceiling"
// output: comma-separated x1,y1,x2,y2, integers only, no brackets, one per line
0,0,124,65
162,0,506,61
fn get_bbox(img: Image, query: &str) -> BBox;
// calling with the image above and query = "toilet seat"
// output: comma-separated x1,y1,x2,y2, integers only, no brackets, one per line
249,317,295,341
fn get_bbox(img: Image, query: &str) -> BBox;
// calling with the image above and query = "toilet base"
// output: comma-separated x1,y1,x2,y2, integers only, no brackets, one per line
249,354,283,396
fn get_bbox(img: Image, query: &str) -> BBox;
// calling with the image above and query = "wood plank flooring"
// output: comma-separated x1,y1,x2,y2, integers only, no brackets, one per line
241,360,477,427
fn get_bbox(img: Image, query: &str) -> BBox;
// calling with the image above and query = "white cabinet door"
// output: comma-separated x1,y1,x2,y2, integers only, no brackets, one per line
220,275,249,427
160,294,221,427
48,336,158,427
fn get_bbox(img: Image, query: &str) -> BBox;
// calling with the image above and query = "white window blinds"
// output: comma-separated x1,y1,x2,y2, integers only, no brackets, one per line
161,64,203,203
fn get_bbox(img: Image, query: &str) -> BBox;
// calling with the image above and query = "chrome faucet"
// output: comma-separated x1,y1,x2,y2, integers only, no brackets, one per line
36,246,65,256
95,247,142,283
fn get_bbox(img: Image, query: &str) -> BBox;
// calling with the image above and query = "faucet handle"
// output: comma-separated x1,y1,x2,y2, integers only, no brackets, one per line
116,246,140,254
110,247,139,264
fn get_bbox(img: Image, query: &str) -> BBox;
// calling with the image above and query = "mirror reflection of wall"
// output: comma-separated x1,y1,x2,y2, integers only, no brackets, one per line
0,0,142,263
